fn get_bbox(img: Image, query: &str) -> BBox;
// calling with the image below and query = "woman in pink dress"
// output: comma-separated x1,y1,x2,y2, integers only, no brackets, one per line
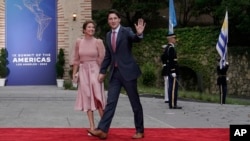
71,20,106,132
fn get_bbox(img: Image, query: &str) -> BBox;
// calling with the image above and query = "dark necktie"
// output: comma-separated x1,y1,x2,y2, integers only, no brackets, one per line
112,31,116,52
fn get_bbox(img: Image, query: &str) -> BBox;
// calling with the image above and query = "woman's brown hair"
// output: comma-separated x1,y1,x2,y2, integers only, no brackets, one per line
82,20,96,30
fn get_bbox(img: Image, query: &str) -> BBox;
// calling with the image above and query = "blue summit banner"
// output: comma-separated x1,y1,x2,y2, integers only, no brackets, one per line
6,0,57,85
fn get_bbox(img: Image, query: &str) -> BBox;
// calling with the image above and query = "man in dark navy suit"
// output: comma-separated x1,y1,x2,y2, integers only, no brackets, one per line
87,9,146,139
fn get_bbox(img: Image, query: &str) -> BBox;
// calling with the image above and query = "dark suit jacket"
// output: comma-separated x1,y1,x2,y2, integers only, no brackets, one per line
100,26,142,81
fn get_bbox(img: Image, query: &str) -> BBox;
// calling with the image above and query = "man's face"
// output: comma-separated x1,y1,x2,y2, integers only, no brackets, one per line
108,13,121,29
167,37,176,44
172,37,177,44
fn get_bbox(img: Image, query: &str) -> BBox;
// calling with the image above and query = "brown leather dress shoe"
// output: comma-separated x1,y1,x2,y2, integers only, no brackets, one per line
87,129,107,140
132,133,144,139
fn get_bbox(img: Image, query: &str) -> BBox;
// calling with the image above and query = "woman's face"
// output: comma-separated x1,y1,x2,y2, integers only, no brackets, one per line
83,23,95,36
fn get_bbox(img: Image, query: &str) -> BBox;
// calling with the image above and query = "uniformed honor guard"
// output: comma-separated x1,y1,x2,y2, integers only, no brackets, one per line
217,60,229,104
161,44,169,103
163,33,182,109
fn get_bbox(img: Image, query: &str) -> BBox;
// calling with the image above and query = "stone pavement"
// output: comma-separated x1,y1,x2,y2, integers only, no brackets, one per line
0,86,250,128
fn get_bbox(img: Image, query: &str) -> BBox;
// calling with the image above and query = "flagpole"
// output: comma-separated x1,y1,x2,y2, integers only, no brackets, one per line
226,10,229,63
225,10,228,63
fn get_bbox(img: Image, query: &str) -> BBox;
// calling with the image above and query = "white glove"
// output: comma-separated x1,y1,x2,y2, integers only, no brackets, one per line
171,73,176,78
226,62,229,65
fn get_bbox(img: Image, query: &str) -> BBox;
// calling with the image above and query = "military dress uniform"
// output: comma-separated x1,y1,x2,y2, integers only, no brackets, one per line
217,63,229,104
162,42,182,109
161,45,169,103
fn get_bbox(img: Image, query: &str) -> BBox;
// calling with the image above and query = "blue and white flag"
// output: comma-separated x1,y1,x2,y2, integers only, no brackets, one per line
216,11,228,69
169,0,177,34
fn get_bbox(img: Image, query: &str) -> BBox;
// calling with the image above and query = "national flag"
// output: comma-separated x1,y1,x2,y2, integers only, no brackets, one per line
169,0,177,34
216,11,228,69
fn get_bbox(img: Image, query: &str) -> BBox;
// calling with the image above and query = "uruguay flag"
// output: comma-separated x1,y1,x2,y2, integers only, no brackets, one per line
216,11,228,69
169,0,177,34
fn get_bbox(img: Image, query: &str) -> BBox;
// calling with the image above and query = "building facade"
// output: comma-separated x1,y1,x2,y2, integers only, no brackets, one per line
0,0,92,81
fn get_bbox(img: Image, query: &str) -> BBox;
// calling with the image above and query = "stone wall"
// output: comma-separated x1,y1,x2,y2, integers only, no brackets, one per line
57,0,92,79
210,53,250,97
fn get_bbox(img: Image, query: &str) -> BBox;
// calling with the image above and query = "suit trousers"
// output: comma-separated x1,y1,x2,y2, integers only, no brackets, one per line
168,75,179,108
219,84,227,104
98,68,144,133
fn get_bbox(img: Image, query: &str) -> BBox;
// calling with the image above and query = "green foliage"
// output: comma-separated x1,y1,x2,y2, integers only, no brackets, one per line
220,0,250,34
92,0,167,37
56,48,65,79
178,90,250,105
110,0,167,26
63,80,77,90
137,84,164,95
92,10,110,38
141,62,157,86
0,48,9,78
134,26,220,91
68,66,73,79
176,26,219,90
133,29,166,66
63,80,71,89
92,2,249,92
193,0,222,25
93,0,250,39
